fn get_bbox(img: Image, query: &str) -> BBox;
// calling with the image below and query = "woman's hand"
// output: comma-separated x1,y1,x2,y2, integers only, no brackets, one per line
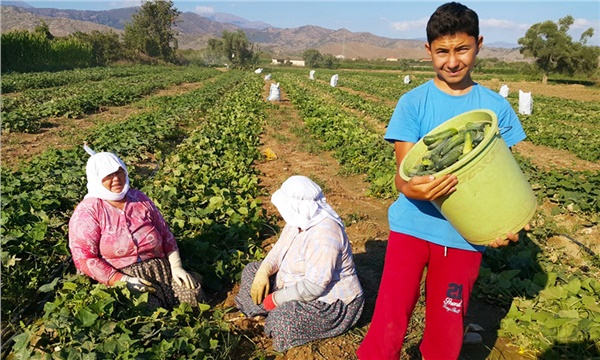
167,251,198,289
251,268,271,305
400,173,458,201
171,267,198,289
489,223,531,248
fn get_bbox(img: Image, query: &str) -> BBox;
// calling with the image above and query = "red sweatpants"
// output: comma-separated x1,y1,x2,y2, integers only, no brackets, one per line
356,232,482,360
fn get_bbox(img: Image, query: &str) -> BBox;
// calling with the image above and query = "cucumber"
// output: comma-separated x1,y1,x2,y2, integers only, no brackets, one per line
465,121,489,131
426,137,446,151
462,130,473,155
439,132,466,156
423,127,458,146
435,144,463,171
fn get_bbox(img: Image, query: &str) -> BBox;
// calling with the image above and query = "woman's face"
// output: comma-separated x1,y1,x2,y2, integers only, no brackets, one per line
101,167,127,193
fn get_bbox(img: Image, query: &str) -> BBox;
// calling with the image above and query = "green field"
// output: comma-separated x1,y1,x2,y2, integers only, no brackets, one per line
2,65,599,359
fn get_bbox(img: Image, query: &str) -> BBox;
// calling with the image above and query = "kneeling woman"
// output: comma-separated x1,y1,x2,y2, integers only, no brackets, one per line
68,144,204,310
235,175,364,352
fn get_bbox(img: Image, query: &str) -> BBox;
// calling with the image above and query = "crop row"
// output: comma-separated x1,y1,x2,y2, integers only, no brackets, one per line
1,65,171,94
306,68,429,101
1,67,220,133
289,73,393,124
510,95,600,161
275,72,397,199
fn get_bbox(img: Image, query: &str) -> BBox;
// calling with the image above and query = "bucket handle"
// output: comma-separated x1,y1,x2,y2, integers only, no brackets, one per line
499,126,512,136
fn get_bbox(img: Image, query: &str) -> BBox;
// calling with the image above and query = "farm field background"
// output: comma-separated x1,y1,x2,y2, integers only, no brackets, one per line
1,65,599,359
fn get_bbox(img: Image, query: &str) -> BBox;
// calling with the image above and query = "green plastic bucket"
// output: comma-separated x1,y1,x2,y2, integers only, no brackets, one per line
399,109,537,245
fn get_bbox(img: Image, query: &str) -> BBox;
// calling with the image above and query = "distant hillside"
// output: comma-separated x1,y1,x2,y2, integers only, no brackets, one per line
1,6,122,37
0,4,526,62
23,6,137,30
487,41,520,49
204,12,271,30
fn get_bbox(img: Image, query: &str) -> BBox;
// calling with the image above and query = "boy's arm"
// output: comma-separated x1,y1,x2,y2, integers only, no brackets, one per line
394,141,457,200
395,141,529,247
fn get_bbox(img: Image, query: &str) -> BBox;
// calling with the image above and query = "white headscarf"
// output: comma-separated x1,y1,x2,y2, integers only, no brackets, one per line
271,175,344,231
83,144,130,201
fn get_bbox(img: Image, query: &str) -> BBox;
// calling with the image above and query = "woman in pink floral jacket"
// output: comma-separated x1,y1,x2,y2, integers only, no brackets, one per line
68,144,204,309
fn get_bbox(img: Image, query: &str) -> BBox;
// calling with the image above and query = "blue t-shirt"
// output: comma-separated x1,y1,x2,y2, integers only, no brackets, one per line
384,80,527,251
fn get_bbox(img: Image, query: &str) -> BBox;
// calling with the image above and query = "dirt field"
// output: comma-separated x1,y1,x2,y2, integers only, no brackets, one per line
3,74,599,360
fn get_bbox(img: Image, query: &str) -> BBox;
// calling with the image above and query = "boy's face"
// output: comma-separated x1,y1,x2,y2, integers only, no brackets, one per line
425,32,483,91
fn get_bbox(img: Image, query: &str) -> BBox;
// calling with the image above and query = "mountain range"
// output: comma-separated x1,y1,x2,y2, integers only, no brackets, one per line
0,1,525,61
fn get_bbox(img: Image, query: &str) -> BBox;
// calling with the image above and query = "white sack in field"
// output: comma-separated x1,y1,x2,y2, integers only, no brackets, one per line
499,84,509,98
330,74,338,87
518,90,533,115
267,82,281,101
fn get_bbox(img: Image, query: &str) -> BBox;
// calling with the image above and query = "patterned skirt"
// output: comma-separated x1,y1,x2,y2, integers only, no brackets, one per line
120,257,204,310
235,261,364,352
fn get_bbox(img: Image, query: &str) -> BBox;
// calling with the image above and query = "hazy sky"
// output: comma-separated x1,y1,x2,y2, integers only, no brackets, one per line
17,1,600,46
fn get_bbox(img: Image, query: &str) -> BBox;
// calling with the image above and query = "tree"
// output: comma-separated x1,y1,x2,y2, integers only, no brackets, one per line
72,31,124,66
518,15,600,84
34,20,54,40
123,0,180,61
301,49,339,69
302,49,322,67
206,30,258,69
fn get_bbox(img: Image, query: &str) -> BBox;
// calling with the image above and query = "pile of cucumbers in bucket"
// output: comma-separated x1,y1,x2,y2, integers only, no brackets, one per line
409,121,490,176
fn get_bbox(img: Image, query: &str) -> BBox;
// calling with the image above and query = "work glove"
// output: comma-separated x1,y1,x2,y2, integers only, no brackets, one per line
122,275,155,293
250,264,271,305
167,250,197,289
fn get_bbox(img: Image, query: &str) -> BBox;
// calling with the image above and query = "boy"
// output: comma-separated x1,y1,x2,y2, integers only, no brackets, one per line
356,2,530,359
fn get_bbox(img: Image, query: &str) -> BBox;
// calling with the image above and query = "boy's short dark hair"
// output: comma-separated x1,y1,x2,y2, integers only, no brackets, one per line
426,2,479,44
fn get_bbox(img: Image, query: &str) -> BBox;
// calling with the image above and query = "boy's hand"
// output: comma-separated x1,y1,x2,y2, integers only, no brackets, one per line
401,174,458,201
489,223,531,248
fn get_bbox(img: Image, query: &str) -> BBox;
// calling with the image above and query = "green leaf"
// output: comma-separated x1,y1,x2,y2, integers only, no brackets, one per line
76,307,99,327
564,277,581,295
101,321,117,336
581,295,600,313
545,317,571,328
62,281,78,291
209,196,223,207
499,269,521,280
557,309,580,319
539,286,568,301
11,332,32,351
209,338,219,350
39,277,60,293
